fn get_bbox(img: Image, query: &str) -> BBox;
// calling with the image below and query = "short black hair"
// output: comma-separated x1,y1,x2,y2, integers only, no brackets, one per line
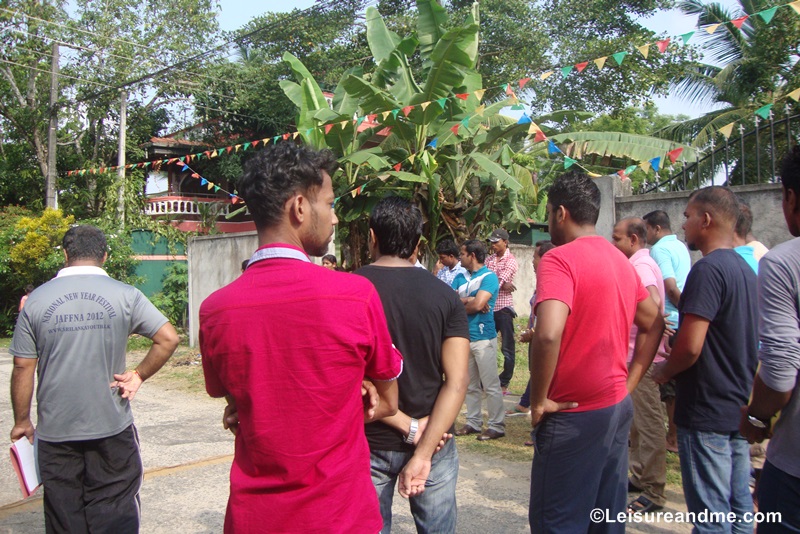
321,254,337,264
24,284,34,294
688,186,740,227
435,238,459,257
781,145,800,210
238,143,338,230
62,225,107,263
735,197,753,238
462,239,487,263
624,218,648,243
642,210,671,231
369,196,423,259
536,240,556,256
241,259,250,272
548,171,600,225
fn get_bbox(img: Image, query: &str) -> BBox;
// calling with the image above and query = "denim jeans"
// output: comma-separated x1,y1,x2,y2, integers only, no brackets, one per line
370,439,459,533
677,427,753,533
757,460,800,533
495,307,516,387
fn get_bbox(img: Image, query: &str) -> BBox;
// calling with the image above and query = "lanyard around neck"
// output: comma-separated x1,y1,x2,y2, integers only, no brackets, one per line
246,246,311,269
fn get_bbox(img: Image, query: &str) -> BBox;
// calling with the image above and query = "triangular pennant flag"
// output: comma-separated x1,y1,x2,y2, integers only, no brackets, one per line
460,117,470,128
787,87,800,102
200,178,208,186
428,138,438,148
356,116,366,126
575,61,589,73
667,148,684,163
790,0,800,15
391,109,401,119
226,146,233,154
561,66,574,78
293,132,300,139
191,173,200,178
235,144,242,152
324,124,334,134
474,89,486,101
681,31,695,45
456,93,469,100
252,140,260,147
436,98,447,109
207,182,214,190
612,51,628,66
475,104,485,116
144,162,152,167
528,123,541,134
649,156,661,172
540,71,553,80
420,102,431,111
706,23,721,34
181,165,189,172
262,138,269,144
273,136,280,144
548,140,560,154
218,149,225,156
617,170,626,178
243,142,251,150
340,121,348,130
367,114,377,123
203,151,211,158
505,84,513,95
564,157,577,169
640,161,652,172
757,6,780,24
381,111,392,120
408,154,416,165
755,103,773,119
594,56,608,70
624,165,637,176
214,185,220,192
518,77,531,89
510,103,525,110
393,162,402,171
350,188,359,198
517,114,532,124
402,105,414,116
656,38,670,53
450,124,460,135
230,196,238,204
587,172,602,178
533,130,547,143
637,45,650,59
731,15,748,29
282,133,291,140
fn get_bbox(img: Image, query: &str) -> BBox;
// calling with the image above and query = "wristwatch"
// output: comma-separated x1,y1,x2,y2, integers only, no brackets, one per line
405,418,419,444
747,412,770,429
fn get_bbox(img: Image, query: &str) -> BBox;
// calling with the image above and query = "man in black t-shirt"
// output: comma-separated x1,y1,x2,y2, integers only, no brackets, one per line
653,186,758,533
355,197,470,533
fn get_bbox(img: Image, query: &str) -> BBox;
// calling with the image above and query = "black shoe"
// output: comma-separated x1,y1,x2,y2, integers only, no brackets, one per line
477,429,505,441
455,425,481,436
627,495,663,514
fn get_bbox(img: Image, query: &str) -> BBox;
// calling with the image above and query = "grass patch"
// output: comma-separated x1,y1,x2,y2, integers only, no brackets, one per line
0,338,10,349
125,341,206,395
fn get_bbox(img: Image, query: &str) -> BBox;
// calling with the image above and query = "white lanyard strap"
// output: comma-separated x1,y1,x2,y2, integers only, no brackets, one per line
247,247,311,268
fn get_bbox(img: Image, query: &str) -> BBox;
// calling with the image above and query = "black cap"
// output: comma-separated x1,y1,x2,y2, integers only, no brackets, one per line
488,229,509,242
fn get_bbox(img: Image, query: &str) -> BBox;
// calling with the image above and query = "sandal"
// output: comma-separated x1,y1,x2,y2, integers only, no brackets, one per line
627,495,663,514
524,440,534,447
505,405,530,416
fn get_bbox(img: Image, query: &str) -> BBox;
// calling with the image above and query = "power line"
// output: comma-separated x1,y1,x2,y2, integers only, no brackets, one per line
0,57,115,88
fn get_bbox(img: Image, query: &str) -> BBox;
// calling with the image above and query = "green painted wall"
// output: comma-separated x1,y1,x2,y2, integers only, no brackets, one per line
130,230,186,298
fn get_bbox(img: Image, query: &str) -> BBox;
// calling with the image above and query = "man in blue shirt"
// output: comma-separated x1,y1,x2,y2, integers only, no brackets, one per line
436,238,469,286
733,198,760,274
452,240,504,441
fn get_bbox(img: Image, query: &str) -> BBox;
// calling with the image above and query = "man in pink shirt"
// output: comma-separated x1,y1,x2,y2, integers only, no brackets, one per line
200,143,403,534
612,217,669,514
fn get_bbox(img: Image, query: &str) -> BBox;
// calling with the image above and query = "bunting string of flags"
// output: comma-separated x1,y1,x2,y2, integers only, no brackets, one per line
64,0,800,195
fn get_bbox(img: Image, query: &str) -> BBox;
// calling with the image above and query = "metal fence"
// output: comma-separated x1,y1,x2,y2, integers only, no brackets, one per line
640,106,799,194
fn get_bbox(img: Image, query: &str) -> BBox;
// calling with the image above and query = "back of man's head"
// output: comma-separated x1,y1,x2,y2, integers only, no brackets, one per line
463,239,487,264
436,238,459,258
238,143,338,230
548,171,600,226
536,240,556,255
369,196,423,259
735,197,753,239
624,217,648,245
63,225,107,264
688,186,740,229
642,210,671,232
781,145,800,208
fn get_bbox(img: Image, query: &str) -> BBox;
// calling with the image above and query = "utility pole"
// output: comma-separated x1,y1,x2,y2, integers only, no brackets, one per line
116,89,127,226
46,41,59,209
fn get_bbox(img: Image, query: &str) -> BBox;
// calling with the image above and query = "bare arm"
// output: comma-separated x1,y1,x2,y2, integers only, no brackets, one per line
627,296,665,393
739,374,793,442
113,322,180,400
652,313,709,384
398,336,469,498
10,357,37,443
664,277,681,308
365,378,399,422
464,290,492,314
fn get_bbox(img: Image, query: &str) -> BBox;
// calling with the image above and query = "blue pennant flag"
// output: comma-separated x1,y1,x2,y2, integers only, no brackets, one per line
548,141,560,155
181,164,189,172
200,178,208,186
649,156,661,172
428,137,438,148
517,114,532,125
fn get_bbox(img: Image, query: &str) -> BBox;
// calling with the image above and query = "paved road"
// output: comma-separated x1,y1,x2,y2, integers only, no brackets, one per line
0,349,691,533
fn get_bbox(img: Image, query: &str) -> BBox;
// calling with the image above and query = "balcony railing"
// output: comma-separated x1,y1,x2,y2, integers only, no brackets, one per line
144,196,250,218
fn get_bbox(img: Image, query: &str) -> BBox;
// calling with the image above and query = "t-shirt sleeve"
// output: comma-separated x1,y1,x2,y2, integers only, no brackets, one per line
364,286,404,381
444,293,470,340
9,309,38,359
636,262,658,291
757,253,800,392
479,272,500,297
128,289,169,338
679,261,722,321
452,273,467,295
534,253,574,313
634,270,649,303
651,247,675,280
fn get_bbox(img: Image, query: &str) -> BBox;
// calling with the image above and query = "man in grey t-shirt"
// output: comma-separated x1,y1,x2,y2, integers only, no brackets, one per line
9,225,179,533
740,148,800,532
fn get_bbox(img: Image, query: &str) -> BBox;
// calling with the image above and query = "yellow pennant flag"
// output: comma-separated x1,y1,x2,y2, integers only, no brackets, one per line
718,122,736,139
207,182,214,190
790,0,800,14
787,87,800,102
293,132,300,139
381,111,392,120
340,121,348,130
587,171,602,178
639,161,652,172
408,154,416,164
262,138,270,144
475,104,486,116
474,89,486,101
421,101,431,110
594,57,608,70
540,71,553,80
706,23,721,34
637,45,650,59
351,189,359,198
528,123,541,135
235,144,242,152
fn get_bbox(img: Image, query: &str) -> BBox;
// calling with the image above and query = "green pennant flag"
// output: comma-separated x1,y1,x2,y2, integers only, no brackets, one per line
624,164,637,175
755,103,774,119
243,142,251,151
564,157,577,169
179,156,185,162
391,109,401,119
214,185,221,192
460,117,470,128
612,51,628,66
144,162,151,167
561,65,574,78
357,116,366,126
680,31,695,45
511,104,525,110
274,136,280,143
436,98,447,109
758,6,778,24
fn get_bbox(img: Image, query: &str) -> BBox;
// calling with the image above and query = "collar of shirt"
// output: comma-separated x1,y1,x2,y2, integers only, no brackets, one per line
630,248,651,263
56,266,109,278
248,243,312,268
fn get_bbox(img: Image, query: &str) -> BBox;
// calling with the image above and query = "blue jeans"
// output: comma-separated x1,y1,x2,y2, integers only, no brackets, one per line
677,427,753,533
757,460,800,533
520,379,531,408
370,439,458,533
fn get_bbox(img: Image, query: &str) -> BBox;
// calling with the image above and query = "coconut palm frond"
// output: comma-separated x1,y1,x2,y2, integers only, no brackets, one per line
669,64,724,107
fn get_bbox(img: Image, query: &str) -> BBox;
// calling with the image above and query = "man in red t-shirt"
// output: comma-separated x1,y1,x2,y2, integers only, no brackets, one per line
528,171,664,533
200,143,403,534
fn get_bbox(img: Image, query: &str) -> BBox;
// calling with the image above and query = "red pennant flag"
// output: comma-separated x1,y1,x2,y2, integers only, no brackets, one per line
731,15,748,29
324,124,334,134
393,163,402,171
575,62,589,73
617,170,626,177
191,173,200,178
282,133,291,140
455,93,469,100
533,130,547,143
252,140,260,147
505,84,514,96
667,147,684,163
204,151,211,158
230,196,239,204
656,38,670,53
367,114,377,123
519,77,531,89
402,105,414,116
450,124,460,135
226,146,233,154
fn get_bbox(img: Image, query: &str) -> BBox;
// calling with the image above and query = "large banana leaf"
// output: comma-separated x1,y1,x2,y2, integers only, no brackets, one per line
416,0,448,63
332,66,364,118
420,23,479,106
342,75,402,115
470,152,522,192
541,131,697,163
365,7,422,103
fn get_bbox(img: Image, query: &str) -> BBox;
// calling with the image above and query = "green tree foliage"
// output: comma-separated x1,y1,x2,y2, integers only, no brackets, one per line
149,262,188,330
